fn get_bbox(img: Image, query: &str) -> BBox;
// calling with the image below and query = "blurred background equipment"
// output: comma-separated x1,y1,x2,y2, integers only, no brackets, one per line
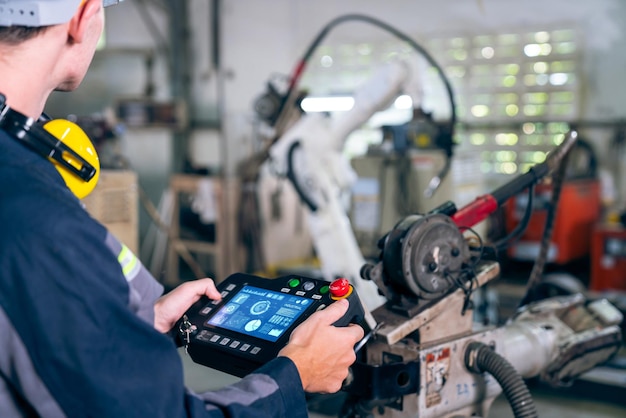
350,149,453,260
504,138,601,265
67,113,140,255
246,14,458,309
590,213,626,292
115,97,188,130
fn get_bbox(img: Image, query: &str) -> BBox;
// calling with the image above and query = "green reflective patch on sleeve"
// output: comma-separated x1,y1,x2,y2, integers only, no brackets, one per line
117,244,140,281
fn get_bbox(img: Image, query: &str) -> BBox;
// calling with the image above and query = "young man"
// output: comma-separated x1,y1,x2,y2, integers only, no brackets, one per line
0,1,364,416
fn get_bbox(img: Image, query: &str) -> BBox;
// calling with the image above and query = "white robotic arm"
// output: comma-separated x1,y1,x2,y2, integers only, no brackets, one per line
268,60,415,312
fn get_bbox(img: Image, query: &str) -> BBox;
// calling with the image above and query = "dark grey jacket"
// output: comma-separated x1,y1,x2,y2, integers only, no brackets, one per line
0,131,307,418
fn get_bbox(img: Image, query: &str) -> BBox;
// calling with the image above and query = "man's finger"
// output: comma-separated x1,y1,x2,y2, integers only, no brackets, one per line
179,278,222,302
346,323,365,340
197,278,222,300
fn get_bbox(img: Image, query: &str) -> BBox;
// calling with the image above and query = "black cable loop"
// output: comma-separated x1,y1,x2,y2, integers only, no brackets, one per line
494,184,536,252
294,13,456,130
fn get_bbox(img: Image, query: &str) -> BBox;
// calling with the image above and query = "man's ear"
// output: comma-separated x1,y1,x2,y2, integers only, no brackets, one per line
67,0,101,44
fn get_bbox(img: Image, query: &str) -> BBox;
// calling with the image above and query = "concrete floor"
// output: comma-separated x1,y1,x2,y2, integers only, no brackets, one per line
180,349,626,417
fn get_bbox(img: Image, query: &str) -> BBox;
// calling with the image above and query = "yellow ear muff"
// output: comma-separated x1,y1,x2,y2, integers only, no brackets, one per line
43,119,100,199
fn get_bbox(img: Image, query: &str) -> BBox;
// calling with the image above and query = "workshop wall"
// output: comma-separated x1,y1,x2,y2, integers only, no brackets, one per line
43,0,626,185
218,0,626,202
220,0,626,116
47,1,171,116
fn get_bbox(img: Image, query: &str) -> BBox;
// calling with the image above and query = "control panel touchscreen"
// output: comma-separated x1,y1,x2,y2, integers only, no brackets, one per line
177,272,366,378
206,285,311,342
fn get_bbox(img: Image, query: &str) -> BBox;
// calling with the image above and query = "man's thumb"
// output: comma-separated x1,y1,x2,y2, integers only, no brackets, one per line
316,298,350,324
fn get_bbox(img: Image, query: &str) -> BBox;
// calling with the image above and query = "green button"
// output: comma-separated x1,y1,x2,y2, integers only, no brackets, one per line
288,278,301,288
319,285,329,294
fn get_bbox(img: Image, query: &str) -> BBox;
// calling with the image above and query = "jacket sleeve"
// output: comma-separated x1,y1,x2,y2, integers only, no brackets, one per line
185,357,308,418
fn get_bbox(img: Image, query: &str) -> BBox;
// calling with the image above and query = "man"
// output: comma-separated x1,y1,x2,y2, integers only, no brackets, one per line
0,1,364,416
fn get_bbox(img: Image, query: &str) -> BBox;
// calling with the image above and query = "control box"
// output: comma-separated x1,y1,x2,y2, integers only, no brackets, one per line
590,223,626,291
177,273,365,378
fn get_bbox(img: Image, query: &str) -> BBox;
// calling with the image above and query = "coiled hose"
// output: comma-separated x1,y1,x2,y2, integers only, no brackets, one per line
465,342,538,418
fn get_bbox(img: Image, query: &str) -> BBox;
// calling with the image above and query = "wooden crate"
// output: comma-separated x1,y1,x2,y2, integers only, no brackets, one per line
82,170,139,254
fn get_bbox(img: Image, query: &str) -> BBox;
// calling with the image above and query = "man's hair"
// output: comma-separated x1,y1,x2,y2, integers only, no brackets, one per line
0,26,49,45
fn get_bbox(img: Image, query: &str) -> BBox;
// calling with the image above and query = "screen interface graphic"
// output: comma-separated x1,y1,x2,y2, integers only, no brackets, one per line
207,285,312,342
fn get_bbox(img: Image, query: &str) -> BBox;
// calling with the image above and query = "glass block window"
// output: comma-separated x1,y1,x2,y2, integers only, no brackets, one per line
299,26,581,187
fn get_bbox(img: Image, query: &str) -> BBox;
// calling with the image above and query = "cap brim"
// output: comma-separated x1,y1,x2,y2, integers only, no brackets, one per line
0,0,82,27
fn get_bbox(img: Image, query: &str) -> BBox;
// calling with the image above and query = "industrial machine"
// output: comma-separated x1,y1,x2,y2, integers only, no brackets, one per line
262,15,457,311
338,130,622,417
590,220,626,292
267,59,420,310
350,150,453,260
249,15,623,417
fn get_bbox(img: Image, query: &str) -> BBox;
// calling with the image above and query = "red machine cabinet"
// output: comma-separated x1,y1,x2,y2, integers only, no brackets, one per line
590,223,626,291
504,178,601,265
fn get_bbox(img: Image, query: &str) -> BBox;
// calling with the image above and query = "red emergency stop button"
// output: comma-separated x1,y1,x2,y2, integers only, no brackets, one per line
329,278,353,300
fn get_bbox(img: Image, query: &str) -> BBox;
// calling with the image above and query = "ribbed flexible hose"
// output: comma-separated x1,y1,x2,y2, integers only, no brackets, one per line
465,342,538,418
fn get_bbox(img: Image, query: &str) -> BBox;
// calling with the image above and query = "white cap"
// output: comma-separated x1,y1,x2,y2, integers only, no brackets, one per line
0,0,82,26
0,0,122,27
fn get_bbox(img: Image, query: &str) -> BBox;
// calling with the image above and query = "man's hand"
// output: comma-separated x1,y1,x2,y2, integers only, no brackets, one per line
153,278,222,333
277,299,364,394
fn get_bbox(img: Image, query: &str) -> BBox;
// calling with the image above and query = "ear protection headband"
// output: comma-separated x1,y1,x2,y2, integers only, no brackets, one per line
0,93,100,199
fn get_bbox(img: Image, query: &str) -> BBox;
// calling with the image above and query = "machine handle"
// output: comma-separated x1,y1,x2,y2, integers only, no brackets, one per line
450,130,579,228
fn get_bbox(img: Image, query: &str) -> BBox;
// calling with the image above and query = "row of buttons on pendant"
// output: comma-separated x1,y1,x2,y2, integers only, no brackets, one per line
195,329,262,355
281,277,330,298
